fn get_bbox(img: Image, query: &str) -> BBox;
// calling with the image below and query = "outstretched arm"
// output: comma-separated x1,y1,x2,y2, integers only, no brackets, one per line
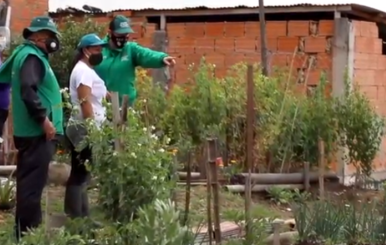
132,43,167,69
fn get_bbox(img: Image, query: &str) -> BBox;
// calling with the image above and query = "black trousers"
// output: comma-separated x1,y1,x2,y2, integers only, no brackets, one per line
14,135,56,240
0,108,8,138
67,144,92,186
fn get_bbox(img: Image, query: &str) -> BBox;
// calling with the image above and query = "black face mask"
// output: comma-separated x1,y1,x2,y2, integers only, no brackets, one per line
86,52,103,66
111,35,127,49
44,37,60,53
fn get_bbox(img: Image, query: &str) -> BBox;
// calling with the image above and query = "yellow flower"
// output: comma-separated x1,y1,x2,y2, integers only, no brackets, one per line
169,149,178,156
230,160,236,164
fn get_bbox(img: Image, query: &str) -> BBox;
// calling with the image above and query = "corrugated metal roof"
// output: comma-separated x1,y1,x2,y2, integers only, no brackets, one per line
48,0,386,14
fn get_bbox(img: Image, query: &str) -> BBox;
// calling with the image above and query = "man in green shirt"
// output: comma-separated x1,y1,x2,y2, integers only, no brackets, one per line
94,15,176,106
0,16,63,240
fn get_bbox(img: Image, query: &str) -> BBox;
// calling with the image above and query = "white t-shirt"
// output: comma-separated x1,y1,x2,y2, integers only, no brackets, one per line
69,61,107,126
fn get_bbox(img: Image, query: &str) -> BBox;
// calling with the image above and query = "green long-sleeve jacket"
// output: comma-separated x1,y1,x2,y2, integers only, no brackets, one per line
94,37,168,105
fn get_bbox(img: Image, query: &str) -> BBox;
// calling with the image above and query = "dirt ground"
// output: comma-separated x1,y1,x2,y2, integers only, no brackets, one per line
0,180,383,227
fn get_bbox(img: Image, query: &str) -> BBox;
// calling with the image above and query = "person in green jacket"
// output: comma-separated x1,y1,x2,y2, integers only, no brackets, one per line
94,15,176,106
0,16,62,240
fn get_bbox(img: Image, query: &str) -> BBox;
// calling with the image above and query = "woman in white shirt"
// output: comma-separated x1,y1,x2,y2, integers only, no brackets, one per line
64,33,107,221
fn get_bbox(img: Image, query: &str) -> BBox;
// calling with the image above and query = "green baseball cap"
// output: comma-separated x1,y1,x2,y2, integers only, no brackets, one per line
77,33,107,50
23,16,60,39
109,15,134,34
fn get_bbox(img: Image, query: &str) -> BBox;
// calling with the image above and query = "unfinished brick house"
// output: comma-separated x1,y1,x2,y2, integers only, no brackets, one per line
0,1,380,184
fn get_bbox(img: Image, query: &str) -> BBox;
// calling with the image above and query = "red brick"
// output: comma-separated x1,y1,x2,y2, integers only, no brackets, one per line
288,21,309,36
256,37,277,52
245,53,262,64
167,24,186,38
11,0,48,33
375,70,386,86
266,21,287,38
277,37,299,52
245,22,260,37
225,53,246,66
175,69,191,84
292,54,308,69
169,38,195,53
195,38,215,52
185,23,205,37
359,86,378,99
354,54,379,69
376,55,386,70
215,38,235,53
144,24,156,37
215,68,227,78
137,37,152,47
270,54,288,67
377,86,386,100
305,69,324,86
185,54,203,66
353,69,376,86
130,25,144,39
318,20,334,36
235,38,257,51
304,37,327,53
316,53,332,69
355,37,382,54
204,54,225,67
224,22,245,37
205,22,225,37
353,21,378,38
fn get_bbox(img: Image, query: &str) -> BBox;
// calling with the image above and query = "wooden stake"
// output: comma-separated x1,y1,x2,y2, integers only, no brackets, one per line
183,153,192,226
245,64,255,243
205,146,214,244
318,138,325,200
303,162,310,191
207,138,221,244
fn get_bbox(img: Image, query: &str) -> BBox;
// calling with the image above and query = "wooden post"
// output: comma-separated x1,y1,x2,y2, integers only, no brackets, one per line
152,27,169,90
245,64,255,243
183,152,192,226
110,92,122,151
303,162,310,191
208,138,221,244
318,138,325,200
272,220,284,245
205,149,213,245
110,92,128,218
258,0,269,76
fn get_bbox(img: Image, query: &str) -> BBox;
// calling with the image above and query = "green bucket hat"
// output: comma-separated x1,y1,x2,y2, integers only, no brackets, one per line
23,16,61,39
109,15,134,34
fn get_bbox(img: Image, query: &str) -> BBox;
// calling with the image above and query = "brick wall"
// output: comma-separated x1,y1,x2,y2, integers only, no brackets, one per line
10,0,48,33
165,20,333,86
348,21,386,175
52,14,334,88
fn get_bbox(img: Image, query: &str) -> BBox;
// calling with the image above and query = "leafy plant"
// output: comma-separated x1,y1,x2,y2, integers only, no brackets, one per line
0,174,15,211
87,104,175,222
266,187,295,205
134,199,195,245
336,79,385,178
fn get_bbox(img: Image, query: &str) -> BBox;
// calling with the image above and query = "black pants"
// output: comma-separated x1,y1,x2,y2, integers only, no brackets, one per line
67,145,92,186
0,108,8,138
64,143,92,219
14,135,56,240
